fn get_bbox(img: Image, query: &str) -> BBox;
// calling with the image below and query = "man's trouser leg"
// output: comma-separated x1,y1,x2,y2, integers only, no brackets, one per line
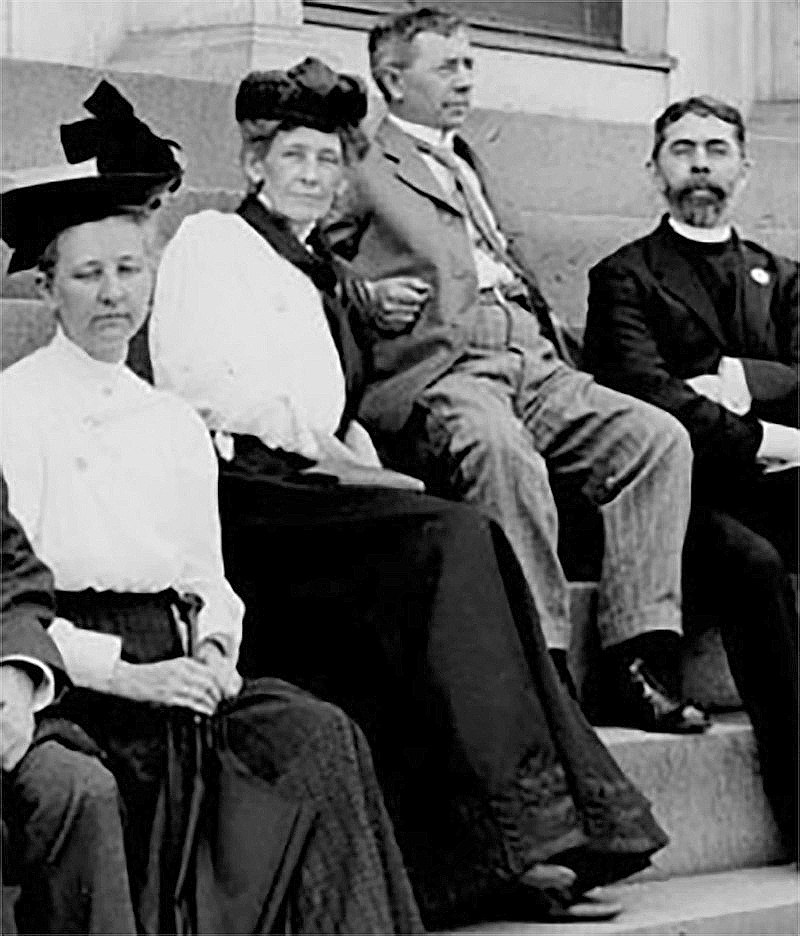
514,357,693,648
684,505,798,851
418,352,572,650
3,740,136,935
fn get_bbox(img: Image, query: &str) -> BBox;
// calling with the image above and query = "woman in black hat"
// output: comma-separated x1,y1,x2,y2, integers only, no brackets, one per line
0,80,423,935
150,59,669,928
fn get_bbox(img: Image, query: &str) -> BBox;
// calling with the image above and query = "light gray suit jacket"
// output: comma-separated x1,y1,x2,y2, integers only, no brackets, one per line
325,117,566,437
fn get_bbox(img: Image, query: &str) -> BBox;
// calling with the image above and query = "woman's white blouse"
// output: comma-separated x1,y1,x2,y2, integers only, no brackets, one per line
0,330,244,686
150,209,347,457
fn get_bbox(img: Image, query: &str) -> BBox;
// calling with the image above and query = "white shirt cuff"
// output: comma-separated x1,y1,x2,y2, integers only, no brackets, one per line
48,617,123,693
718,356,752,415
0,656,56,712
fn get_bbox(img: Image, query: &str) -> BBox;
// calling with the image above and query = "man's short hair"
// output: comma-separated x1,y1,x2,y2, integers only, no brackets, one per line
369,6,466,101
652,95,746,161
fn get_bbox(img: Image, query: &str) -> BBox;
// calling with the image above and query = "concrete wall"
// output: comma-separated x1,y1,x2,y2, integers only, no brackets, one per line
666,0,800,112
1,0,133,66
2,0,795,124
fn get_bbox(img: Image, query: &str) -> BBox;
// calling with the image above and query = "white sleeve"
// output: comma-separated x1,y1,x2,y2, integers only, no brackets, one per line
0,657,56,711
47,619,122,692
171,406,244,659
150,216,320,458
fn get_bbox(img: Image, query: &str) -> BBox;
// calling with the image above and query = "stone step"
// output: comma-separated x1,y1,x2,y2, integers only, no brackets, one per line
470,109,799,231
602,715,787,879
3,57,798,230
440,865,799,935
0,58,242,192
0,297,54,369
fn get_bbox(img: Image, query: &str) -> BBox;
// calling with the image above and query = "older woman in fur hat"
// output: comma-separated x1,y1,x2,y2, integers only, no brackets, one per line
0,81,423,935
150,59,668,928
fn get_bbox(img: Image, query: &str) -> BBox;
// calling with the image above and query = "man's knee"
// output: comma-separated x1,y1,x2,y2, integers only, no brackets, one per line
445,405,548,491
736,530,786,585
632,399,692,462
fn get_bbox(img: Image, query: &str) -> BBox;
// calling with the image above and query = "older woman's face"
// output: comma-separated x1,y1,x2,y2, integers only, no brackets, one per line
42,216,153,363
254,126,344,226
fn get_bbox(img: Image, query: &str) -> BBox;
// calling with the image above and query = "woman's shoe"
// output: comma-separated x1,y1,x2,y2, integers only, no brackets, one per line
519,863,577,894
541,893,623,922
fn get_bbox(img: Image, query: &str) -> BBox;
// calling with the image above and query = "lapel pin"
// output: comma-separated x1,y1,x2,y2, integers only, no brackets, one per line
750,267,770,286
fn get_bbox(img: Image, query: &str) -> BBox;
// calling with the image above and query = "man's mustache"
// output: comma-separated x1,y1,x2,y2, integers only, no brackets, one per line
674,178,728,202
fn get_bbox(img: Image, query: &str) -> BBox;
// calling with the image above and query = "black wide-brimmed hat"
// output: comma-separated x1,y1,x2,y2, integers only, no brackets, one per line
0,80,183,274
235,57,368,136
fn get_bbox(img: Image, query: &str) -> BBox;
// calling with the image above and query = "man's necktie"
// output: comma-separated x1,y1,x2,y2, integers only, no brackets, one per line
419,142,510,265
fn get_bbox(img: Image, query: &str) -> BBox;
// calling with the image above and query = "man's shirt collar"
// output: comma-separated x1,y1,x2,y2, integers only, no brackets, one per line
668,215,733,244
389,113,456,151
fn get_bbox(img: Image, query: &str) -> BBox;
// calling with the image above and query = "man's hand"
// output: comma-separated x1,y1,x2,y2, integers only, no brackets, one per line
367,277,431,333
108,658,224,716
717,357,751,416
0,664,37,771
687,359,752,415
195,641,242,700
757,421,800,473
686,373,724,404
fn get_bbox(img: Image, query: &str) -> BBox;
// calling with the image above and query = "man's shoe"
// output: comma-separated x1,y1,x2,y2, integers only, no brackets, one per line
590,658,711,734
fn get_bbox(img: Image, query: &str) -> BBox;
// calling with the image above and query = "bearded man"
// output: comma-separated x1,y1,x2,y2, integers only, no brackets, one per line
584,96,799,856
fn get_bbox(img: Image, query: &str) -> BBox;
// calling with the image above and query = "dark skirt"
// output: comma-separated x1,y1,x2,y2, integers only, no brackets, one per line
217,439,669,928
53,589,423,935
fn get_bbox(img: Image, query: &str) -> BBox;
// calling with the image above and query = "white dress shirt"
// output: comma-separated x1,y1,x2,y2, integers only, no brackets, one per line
0,330,244,689
150,209,347,459
389,114,517,291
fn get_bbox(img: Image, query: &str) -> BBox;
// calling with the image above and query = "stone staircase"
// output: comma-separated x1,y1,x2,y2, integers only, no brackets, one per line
2,59,797,934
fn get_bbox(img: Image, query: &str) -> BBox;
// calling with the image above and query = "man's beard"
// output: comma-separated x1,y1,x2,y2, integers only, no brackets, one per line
667,178,729,228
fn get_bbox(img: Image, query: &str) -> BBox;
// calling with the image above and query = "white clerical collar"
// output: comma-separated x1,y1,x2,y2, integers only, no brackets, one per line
256,191,315,243
668,215,733,244
389,114,456,151
51,327,128,377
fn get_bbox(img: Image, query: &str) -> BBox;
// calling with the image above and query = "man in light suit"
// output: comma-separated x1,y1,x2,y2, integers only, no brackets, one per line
1,474,136,934
584,96,799,851
326,6,705,733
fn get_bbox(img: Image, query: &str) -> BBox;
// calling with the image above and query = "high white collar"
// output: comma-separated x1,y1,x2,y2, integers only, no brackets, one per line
668,215,733,244
388,114,456,151
51,327,128,377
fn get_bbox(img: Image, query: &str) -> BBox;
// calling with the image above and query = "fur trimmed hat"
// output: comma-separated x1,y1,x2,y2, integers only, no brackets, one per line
235,58,367,135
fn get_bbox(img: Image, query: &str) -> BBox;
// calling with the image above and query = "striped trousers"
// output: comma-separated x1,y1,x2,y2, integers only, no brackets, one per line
409,297,693,650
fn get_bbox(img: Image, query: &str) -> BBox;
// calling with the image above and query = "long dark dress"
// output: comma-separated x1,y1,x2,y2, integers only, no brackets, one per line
214,198,668,928
52,589,423,935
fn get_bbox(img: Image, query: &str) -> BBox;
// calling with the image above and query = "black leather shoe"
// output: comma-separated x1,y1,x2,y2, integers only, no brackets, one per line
589,658,711,734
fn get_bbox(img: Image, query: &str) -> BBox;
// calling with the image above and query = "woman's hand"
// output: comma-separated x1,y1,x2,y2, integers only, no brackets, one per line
0,664,37,771
108,658,223,716
195,641,243,700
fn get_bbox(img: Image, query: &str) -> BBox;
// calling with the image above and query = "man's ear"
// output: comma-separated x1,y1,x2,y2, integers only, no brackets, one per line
646,158,666,199
736,154,753,191
378,65,405,105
